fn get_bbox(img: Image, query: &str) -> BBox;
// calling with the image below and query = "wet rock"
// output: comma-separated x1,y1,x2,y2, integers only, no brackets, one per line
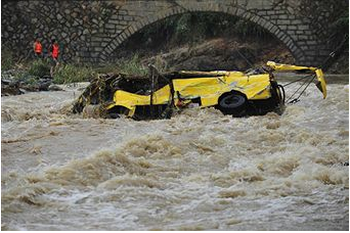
48,85,64,91
82,105,103,118
37,76,53,91
1,72,56,96
1,79,24,96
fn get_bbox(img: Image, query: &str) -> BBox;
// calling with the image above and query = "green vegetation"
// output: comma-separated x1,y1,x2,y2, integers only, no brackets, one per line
331,8,348,43
1,53,96,84
1,47,16,71
27,59,51,77
1,52,147,85
94,54,148,76
132,12,273,48
53,64,95,84
333,9,349,31
115,54,148,76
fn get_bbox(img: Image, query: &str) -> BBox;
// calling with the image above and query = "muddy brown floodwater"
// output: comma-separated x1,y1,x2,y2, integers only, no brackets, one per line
1,80,349,230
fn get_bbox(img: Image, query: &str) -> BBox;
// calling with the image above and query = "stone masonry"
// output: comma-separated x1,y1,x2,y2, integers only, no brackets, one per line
1,0,345,66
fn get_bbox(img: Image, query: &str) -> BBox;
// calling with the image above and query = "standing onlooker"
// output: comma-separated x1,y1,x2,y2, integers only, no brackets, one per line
49,39,59,77
33,37,43,58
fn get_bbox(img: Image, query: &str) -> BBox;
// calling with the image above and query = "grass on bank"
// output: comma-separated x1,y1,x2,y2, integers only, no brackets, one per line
93,54,148,76
54,64,95,84
1,48,16,71
18,59,96,84
1,50,148,84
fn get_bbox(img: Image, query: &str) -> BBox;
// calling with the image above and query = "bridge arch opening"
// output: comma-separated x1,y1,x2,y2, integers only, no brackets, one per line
109,11,295,71
100,6,301,68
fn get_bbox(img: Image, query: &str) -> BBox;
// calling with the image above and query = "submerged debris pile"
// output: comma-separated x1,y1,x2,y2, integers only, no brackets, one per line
1,70,62,96
72,72,167,119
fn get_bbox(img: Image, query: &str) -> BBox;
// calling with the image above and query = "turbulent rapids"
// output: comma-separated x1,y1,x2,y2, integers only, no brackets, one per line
1,80,349,230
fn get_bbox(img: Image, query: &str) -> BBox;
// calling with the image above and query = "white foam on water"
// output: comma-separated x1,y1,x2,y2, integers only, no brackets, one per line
1,83,348,230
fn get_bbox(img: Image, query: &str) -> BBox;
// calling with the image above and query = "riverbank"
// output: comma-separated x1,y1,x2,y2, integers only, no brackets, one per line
2,35,348,97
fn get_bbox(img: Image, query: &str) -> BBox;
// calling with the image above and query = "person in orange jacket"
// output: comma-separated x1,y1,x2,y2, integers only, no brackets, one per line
49,39,59,77
33,37,43,58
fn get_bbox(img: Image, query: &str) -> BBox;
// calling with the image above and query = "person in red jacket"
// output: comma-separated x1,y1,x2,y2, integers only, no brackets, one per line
33,37,43,58
49,39,59,77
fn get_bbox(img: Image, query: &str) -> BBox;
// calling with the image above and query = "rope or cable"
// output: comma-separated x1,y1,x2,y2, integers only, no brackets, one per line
236,49,254,69
282,74,313,87
287,75,316,104
293,75,316,102
286,75,312,103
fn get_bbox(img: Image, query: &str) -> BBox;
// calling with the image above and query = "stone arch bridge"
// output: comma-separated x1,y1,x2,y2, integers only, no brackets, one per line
2,0,343,66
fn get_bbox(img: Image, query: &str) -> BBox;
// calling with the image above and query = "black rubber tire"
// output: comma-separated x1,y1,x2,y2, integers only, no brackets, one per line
218,93,247,115
108,112,120,119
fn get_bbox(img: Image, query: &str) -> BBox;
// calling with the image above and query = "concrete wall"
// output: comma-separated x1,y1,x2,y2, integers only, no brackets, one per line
2,0,344,66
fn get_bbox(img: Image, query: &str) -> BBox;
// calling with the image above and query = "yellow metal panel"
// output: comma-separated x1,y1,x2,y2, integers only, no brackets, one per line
152,85,171,104
179,70,244,76
172,72,271,107
173,76,230,107
114,90,150,107
267,61,327,99
266,61,317,71
108,71,272,116
315,69,327,99
108,85,171,110
237,74,271,99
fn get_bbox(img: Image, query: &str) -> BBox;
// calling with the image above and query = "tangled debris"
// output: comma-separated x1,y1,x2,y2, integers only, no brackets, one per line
1,70,63,96
72,71,170,119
